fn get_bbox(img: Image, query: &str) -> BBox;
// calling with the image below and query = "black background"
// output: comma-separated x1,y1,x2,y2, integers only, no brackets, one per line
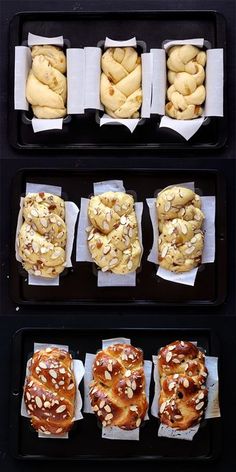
0,0,236,471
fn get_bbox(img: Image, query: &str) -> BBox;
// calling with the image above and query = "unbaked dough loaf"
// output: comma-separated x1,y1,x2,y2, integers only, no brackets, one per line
17,192,67,278
26,45,67,118
87,191,142,274
156,186,205,273
100,47,142,119
165,45,206,120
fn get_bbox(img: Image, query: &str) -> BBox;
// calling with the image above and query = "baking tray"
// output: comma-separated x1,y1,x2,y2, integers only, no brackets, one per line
10,168,227,306
9,327,221,461
8,10,227,150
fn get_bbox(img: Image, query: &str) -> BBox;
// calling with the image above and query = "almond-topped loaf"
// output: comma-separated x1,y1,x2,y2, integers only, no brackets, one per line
100,47,142,119
17,192,67,278
24,347,76,435
26,45,67,119
165,44,206,120
156,186,205,273
87,191,142,274
158,340,208,430
89,343,148,430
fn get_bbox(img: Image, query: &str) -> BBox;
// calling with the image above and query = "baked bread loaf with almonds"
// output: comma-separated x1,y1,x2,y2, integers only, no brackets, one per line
24,347,76,435
17,192,67,278
100,47,142,118
87,191,142,274
158,340,208,430
166,45,206,120
156,186,205,272
26,45,67,119
89,343,148,429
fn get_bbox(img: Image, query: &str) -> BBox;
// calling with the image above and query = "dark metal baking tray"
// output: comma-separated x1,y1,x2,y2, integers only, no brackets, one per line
8,10,227,150
10,168,227,306
9,327,221,461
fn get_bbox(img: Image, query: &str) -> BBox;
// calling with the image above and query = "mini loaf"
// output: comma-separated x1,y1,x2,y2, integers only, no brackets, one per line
18,192,67,278
100,47,142,119
24,347,76,435
156,186,205,273
26,45,67,118
165,44,206,120
89,343,148,429
158,340,208,430
87,191,142,274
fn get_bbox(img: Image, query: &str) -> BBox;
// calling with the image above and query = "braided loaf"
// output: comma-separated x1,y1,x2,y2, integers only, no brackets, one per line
87,191,142,274
165,45,206,120
26,45,67,118
100,47,142,118
24,347,76,435
18,192,67,278
158,340,208,430
89,343,148,429
156,186,205,273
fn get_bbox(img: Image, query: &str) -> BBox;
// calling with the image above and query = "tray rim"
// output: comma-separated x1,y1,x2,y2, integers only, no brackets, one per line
10,166,227,307
9,326,221,462
8,9,227,151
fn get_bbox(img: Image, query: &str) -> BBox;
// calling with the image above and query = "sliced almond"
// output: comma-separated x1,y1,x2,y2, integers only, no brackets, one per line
125,370,131,377
104,370,112,380
161,245,169,259
195,401,205,411
183,378,189,388
99,400,105,409
104,405,111,413
49,369,57,379
120,215,127,225
160,402,166,414
109,258,118,267
127,260,133,270
164,202,171,212
105,413,113,421
185,246,195,254
127,387,133,399
103,221,110,231
56,405,67,413
136,418,141,427
168,381,176,391
35,396,42,408
166,351,172,363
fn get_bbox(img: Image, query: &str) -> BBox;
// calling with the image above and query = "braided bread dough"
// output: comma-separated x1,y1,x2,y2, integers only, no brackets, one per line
158,340,208,430
156,186,205,272
24,347,76,435
87,191,142,274
89,343,148,430
100,47,142,118
26,45,67,118
18,192,67,278
166,45,206,120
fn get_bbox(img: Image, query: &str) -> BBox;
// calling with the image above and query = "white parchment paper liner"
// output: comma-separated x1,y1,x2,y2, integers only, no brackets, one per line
83,337,152,441
147,181,215,286
15,182,79,286
21,342,85,439
84,37,151,132
14,33,84,131
151,342,220,441
76,180,143,287
150,38,224,140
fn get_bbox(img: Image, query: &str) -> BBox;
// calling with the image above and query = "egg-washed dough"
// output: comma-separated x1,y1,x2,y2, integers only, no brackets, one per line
26,45,67,119
87,191,142,274
100,47,142,119
17,192,67,278
165,45,206,120
156,186,205,273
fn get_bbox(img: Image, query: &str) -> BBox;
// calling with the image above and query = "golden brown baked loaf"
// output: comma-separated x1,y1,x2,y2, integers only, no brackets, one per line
24,347,76,435
18,192,67,278
100,47,142,118
165,45,206,120
89,343,148,429
158,340,208,430
26,45,67,118
87,191,142,274
156,186,205,272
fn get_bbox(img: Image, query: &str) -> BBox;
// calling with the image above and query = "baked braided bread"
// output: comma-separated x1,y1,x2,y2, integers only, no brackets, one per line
18,192,67,278
24,347,76,435
100,47,142,118
26,45,67,118
87,191,142,274
158,340,208,430
89,343,148,429
156,186,205,273
165,45,206,120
